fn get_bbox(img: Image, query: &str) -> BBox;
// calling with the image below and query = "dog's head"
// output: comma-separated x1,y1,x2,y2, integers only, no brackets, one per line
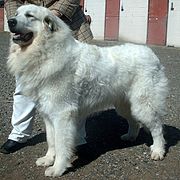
8,4,70,47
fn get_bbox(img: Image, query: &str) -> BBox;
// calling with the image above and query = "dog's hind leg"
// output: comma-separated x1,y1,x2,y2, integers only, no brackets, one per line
115,101,140,141
129,87,166,160
36,116,55,167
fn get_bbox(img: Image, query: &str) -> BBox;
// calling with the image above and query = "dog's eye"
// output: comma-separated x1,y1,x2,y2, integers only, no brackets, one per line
25,13,34,18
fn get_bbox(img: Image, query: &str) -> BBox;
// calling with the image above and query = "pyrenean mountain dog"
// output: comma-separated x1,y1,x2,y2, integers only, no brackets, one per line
7,4,168,177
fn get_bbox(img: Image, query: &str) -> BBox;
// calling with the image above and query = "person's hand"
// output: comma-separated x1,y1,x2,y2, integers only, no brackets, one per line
85,15,91,25
51,10,63,17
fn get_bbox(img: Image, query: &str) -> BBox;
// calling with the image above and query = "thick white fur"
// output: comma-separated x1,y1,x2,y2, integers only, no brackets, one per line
8,5,168,177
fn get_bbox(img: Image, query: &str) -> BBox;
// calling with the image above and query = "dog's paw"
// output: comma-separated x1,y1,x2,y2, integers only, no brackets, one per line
121,133,136,142
150,145,165,160
45,166,60,177
44,160,72,177
151,151,164,160
44,165,67,177
36,156,54,167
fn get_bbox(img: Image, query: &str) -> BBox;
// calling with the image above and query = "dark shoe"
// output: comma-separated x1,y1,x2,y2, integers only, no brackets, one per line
0,139,25,154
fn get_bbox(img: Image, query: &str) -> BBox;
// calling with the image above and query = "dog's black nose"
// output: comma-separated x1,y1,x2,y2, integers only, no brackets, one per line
8,18,17,28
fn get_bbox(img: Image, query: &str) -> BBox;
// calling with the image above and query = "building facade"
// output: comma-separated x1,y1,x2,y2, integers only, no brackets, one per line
1,0,180,47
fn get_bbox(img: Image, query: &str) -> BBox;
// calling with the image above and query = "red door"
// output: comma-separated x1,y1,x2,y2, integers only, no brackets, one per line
104,0,120,40
0,8,4,32
147,0,168,45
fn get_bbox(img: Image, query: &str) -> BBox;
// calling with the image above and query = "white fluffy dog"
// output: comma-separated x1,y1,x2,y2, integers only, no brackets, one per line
7,5,168,177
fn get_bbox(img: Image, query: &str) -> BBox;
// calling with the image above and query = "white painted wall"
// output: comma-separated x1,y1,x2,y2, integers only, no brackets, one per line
167,0,180,47
119,0,148,44
84,0,105,39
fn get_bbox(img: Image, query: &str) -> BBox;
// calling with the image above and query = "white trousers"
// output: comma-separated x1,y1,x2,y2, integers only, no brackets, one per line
8,79,87,145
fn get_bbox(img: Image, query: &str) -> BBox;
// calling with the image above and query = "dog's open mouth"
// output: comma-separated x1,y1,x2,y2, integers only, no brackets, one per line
12,32,33,45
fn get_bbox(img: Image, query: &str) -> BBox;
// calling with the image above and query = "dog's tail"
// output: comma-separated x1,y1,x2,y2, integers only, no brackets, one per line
153,64,168,116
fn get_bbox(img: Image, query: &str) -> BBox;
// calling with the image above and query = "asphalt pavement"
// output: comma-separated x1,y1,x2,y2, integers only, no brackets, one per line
0,32,180,180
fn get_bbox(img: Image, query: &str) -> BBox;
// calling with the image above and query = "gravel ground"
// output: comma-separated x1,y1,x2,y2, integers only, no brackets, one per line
0,32,180,180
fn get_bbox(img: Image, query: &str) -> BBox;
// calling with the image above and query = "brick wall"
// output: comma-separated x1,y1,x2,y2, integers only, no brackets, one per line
0,8,4,31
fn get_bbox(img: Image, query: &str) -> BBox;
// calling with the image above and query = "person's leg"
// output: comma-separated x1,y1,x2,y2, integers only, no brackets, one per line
8,90,36,143
0,79,36,153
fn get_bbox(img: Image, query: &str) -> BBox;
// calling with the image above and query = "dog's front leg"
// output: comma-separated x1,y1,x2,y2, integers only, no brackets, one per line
36,116,55,167
45,110,76,177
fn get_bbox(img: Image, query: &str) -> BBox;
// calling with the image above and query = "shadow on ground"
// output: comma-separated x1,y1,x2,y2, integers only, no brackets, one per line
17,109,180,173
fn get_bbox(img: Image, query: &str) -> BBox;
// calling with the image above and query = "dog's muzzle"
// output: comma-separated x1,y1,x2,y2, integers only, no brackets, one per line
8,18,34,46
8,18,17,30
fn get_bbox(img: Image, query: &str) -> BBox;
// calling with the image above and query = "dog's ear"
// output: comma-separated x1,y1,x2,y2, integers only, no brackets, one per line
43,15,58,32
